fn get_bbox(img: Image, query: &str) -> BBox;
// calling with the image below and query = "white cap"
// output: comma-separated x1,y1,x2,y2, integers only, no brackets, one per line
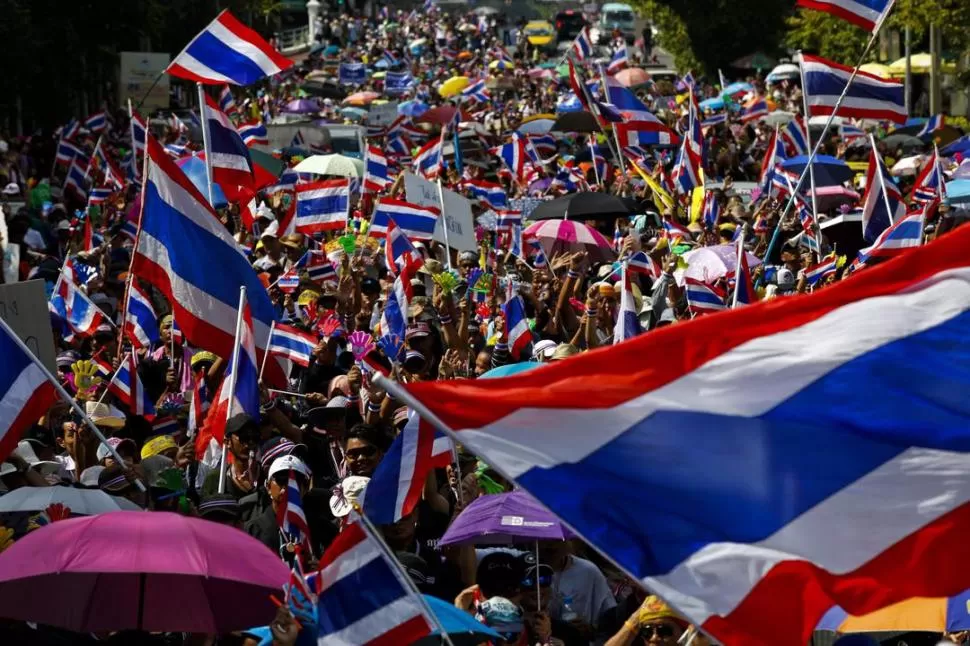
532,339,557,360
2,182,19,195
330,475,369,517
267,454,311,481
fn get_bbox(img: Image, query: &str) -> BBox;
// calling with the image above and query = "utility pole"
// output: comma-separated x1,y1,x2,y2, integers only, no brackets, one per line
929,23,942,115
904,24,911,114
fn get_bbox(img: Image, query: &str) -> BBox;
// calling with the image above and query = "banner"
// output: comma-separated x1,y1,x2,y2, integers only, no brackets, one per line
385,71,414,96
338,62,367,86
0,280,56,372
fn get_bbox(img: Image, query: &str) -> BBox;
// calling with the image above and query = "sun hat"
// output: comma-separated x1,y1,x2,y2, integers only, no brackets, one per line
532,339,557,360
96,437,136,463
636,595,688,629
85,402,126,429
140,434,177,460
329,475,369,517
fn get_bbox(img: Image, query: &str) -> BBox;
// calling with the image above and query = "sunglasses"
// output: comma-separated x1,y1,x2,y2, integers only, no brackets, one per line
346,445,378,460
640,624,675,639
520,573,552,588
234,433,261,446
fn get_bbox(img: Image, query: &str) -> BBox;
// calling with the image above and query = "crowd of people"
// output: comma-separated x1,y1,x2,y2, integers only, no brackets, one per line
0,2,968,645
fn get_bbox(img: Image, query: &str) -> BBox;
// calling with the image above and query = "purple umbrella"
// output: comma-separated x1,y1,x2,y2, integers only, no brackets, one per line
0,511,288,633
438,490,572,546
283,98,322,114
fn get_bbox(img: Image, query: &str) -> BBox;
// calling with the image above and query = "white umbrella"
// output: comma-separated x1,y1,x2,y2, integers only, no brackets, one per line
0,487,143,516
675,244,763,286
763,111,795,127
517,119,555,135
891,155,925,178
766,63,801,83
292,154,365,178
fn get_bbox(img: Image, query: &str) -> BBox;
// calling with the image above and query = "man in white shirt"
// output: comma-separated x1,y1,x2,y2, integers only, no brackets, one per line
541,541,617,639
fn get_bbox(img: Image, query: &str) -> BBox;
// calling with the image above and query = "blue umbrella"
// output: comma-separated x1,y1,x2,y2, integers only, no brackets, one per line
481,362,542,379
781,155,854,186
415,595,503,645
945,179,970,205
557,94,584,113
700,97,725,112
941,135,970,157
398,100,429,118
722,81,754,97
175,156,227,208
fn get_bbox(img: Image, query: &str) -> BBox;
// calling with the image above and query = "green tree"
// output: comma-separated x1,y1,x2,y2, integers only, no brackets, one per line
784,9,869,63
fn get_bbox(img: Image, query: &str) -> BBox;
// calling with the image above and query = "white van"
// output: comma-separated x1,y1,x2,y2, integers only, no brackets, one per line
599,3,637,43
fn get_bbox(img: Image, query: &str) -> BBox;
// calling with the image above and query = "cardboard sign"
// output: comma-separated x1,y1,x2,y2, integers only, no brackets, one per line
0,280,57,372
403,172,477,253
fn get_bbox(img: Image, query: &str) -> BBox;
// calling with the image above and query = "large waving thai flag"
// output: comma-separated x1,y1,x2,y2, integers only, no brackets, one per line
685,278,727,315
295,180,349,234
493,137,527,180
856,201,930,264
370,198,440,241
910,149,944,206
461,79,490,103
166,9,293,85
804,255,839,286
315,522,431,646
363,146,391,193
50,275,112,338
861,146,905,242
196,298,260,464
268,323,318,368
796,0,894,32
124,283,160,350
0,321,58,462
613,265,642,345
363,411,454,524
237,121,268,147
403,217,970,646
801,54,907,123
201,92,254,188
132,135,280,380
107,353,156,418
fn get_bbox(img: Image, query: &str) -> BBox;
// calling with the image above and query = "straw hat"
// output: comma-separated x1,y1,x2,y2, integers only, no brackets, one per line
85,402,125,429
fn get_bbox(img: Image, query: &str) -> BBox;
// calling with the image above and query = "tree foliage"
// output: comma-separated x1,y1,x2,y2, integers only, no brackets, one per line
784,9,869,63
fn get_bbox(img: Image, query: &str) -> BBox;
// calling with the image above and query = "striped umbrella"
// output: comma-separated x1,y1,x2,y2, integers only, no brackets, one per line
523,219,616,264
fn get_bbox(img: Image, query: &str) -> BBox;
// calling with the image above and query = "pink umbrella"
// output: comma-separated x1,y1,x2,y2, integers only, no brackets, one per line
527,68,555,81
524,219,616,263
676,243,763,286
342,91,380,106
614,68,651,88
0,512,289,633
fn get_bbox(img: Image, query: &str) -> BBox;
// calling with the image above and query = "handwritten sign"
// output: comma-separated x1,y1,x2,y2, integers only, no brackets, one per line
0,280,57,372
403,172,476,252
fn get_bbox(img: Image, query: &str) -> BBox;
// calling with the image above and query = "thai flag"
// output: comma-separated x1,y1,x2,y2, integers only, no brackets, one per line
571,26,593,60
607,45,629,75
107,352,156,418
861,146,906,242
526,134,557,158
910,150,944,206
132,135,282,386
685,278,727,315
840,122,866,140
64,159,90,200
494,137,526,180
124,283,160,350
218,85,237,115
86,186,114,207
917,114,945,137
672,139,702,195
50,275,112,338
187,374,210,438
614,118,680,148
303,251,337,285
628,251,659,278
440,48,458,62
166,9,293,85
741,97,769,123
732,243,756,306
60,118,81,142
295,179,349,234
804,255,839,286
527,239,547,268
857,203,929,264
84,111,108,133
363,411,454,523
384,216,424,275
461,79,490,103
801,53,907,123
503,295,533,359
277,268,301,293
290,130,305,148
702,191,721,232
363,146,391,193
781,117,809,156
196,298,261,465
423,0,435,11
268,324,317,368
663,218,693,240
613,265,642,345
796,0,894,32
0,322,58,462
759,129,787,197
370,198,439,241
164,143,191,159
314,522,431,646
64,258,99,287
237,121,268,147
120,219,139,242
385,71,414,96
464,179,507,209
277,469,312,555
56,140,87,166
496,210,522,232
412,139,442,179
681,71,696,90
202,93,255,188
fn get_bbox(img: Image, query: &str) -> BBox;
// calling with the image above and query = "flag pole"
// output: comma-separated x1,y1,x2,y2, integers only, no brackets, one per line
871,133,897,227
372,373,718,643
0,316,146,492
258,320,276,384
218,286,247,494
798,52,820,243
731,224,747,308
759,22,888,280
436,179,453,270
588,139,601,186
352,505,457,646
197,82,217,207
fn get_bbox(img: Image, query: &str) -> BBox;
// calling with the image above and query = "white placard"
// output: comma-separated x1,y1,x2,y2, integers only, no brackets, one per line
367,102,399,128
0,280,57,372
403,172,476,253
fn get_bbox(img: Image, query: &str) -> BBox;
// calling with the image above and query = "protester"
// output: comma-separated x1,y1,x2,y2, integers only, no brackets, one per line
0,1,965,644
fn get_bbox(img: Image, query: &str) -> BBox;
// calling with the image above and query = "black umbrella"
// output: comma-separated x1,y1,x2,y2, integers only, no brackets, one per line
530,193,633,222
880,133,926,154
299,81,347,101
552,111,601,133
